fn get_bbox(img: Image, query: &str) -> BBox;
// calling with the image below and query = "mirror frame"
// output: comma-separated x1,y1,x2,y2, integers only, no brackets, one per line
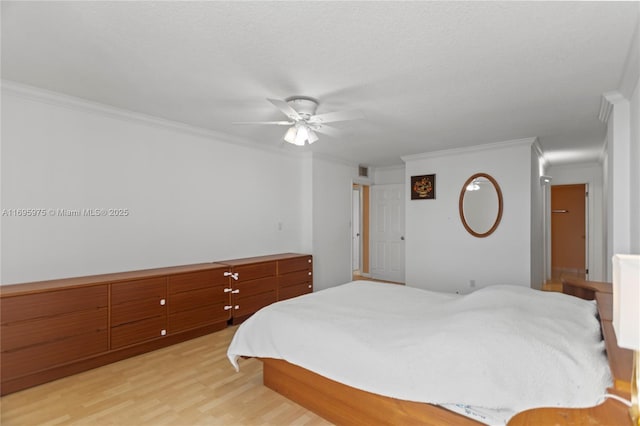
458,173,503,238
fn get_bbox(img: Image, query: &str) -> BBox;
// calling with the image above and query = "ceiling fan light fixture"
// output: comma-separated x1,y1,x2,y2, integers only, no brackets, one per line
283,123,318,146
285,96,319,118
242,95,361,146
307,129,319,144
294,124,310,146
284,126,298,144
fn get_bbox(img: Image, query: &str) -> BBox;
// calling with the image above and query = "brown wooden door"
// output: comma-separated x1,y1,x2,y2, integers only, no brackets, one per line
551,184,587,280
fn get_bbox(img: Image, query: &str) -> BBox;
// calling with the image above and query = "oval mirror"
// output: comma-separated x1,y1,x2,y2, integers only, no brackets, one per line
459,173,503,238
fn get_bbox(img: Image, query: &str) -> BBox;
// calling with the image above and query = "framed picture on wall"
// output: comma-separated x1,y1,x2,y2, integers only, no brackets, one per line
411,174,436,200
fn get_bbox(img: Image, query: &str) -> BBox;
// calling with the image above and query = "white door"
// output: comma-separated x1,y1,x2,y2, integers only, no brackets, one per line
352,188,361,271
370,184,405,283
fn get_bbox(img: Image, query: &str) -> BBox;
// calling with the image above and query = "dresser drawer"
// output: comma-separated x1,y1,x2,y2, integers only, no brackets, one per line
279,270,312,288
168,302,230,333
111,316,166,349
232,291,276,318
1,308,107,351
234,262,276,282
111,299,166,326
278,256,312,275
111,277,166,305
1,285,108,323
233,277,277,298
168,286,223,314
279,282,313,301
2,330,108,380
168,269,227,294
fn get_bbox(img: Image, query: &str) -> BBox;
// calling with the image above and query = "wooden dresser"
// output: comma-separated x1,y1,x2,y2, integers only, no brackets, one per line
0,253,312,395
220,253,313,324
277,255,314,301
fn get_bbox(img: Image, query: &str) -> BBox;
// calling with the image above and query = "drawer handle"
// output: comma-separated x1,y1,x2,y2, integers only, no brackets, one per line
234,305,240,310
223,288,232,293
308,272,312,276
308,284,312,289
232,289,240,294
160,299,166,306
161,329,167,336
224,271,239,281
224,305,232,310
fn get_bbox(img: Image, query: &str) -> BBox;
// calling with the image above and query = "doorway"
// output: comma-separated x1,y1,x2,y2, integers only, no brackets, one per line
550,184,588,282
370,183,405,283
352,184,370,279
352,186,361,274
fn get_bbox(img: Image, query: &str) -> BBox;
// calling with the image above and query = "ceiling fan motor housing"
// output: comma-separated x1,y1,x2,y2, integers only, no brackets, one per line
285,96,318,119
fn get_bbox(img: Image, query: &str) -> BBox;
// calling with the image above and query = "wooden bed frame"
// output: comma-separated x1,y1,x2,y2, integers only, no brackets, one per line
258,278,633,425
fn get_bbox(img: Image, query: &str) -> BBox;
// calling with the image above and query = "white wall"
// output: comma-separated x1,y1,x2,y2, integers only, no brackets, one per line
403,139,534,294
606,94,631,274
601,75,639,278
601,17,639,279
1,85,308,284
311,156,358,290
299,154,314,255
530,142,546,289
373,165,404,184
547,162,605,281
620,17,639,255
629,78,640,253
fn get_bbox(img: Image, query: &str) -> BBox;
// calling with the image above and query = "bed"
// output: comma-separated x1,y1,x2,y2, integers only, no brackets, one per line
227,279,633,425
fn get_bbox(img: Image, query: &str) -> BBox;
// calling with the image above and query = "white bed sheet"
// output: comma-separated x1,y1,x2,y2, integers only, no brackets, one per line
227,281,611,424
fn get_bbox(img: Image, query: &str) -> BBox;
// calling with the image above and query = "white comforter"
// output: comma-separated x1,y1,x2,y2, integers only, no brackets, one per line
227,282,611,421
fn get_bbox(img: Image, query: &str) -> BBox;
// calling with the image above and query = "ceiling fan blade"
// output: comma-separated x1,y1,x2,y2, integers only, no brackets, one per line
308,109,364,124
312,124,342,138
267,98,302,121
233,121,293,125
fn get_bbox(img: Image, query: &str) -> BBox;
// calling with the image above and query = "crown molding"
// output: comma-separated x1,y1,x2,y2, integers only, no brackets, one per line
1,79,306,160
531,137,544,158
598,95,613,124
400,137,537,163
599,91,627,124
599,138,609,164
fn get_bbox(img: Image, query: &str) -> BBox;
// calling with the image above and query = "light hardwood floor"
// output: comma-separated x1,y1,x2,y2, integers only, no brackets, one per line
352,273,404,285
0,326,332,426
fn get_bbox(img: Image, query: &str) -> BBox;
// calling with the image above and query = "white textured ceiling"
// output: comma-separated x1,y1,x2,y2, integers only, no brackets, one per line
2,1,638,167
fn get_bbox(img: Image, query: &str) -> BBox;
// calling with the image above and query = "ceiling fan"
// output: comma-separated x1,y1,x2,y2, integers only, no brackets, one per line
235,96,364,146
